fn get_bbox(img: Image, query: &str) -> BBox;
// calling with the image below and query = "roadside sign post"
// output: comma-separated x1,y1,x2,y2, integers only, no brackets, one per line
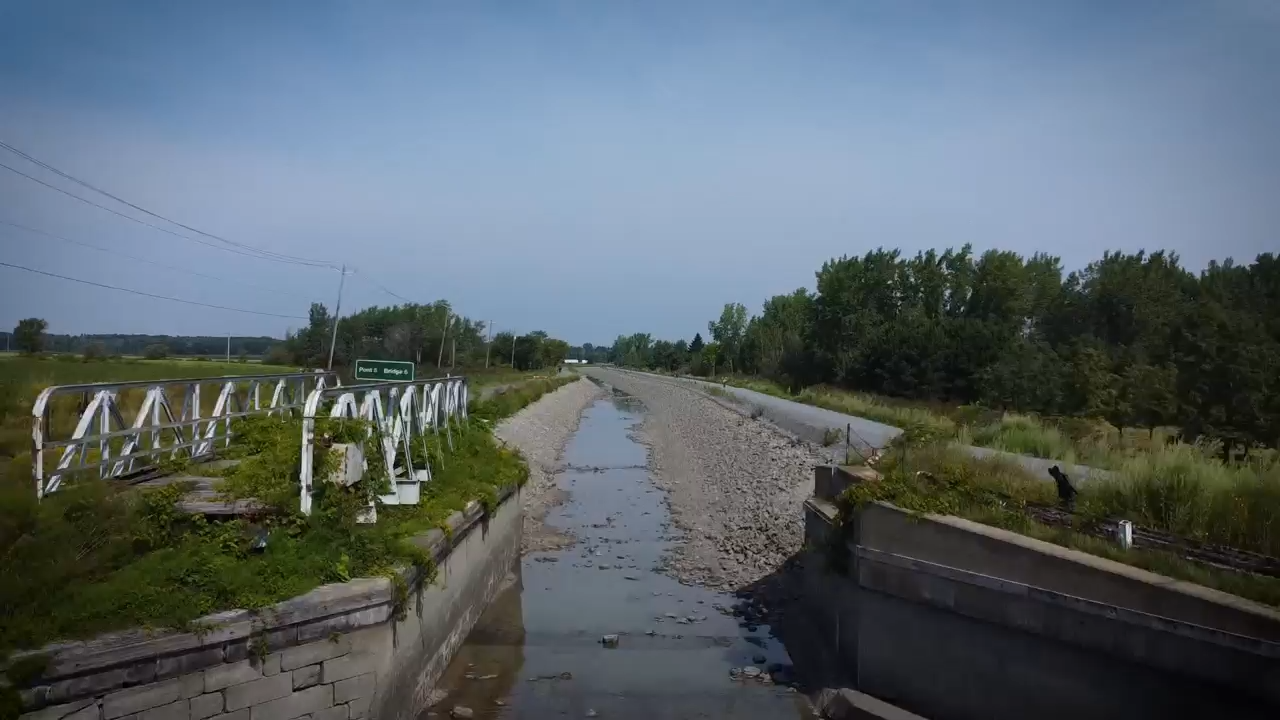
354,359,415,382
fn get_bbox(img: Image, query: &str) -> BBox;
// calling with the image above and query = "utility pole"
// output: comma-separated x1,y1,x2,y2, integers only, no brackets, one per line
326,264,347,371
484,321,493,369
510,332,517,368
226,333,230,363
436,310,451,368
450,338,456,369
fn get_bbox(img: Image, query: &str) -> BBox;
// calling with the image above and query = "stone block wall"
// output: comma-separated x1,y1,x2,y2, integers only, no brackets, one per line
12,487,522,720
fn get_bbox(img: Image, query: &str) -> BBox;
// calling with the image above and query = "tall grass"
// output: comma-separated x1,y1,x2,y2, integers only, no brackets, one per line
797,385,957,438
1083,443,1280,557
968,413,1079,465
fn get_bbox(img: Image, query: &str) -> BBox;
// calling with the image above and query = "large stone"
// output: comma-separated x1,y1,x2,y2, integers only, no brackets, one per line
345,696,371,720
248,684,333,720
19,698,96,720
312,707,347,720
189,694,223,720
223,675,293,712
260,655,281,678
139,701,188,720
103,679,187,720
279,638,350,672
157,650,221,681
326,444,364,487
63,704,100,720
49,668,130,705
292,666,321,691
319,654,373,685
205,662,261,694
332,674,374,705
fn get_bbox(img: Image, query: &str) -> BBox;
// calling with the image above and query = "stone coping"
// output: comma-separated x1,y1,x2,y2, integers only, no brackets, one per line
805,497,1280,642
7,485,517,692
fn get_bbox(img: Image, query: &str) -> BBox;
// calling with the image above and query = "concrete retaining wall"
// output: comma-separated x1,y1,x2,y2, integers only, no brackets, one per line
802,467,1280,720
13,487,522,720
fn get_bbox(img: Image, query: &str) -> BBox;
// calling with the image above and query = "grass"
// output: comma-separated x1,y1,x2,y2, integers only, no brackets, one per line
839,441,1280,607
469,375,577,421
0,360,561,657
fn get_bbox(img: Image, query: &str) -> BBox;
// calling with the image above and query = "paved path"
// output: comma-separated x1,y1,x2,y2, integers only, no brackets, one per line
604,368,1106,484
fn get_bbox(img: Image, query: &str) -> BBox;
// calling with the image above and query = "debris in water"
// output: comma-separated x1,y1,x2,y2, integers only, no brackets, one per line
601,634,620,648
450,707,473,719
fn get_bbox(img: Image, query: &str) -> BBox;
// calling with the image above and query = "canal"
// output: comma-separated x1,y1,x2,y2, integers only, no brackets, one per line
426,389,814,718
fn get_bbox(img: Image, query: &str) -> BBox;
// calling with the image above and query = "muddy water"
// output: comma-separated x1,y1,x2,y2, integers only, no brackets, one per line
426,393,813,719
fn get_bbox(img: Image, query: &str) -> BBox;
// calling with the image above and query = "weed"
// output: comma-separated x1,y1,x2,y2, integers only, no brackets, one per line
822,427,843,447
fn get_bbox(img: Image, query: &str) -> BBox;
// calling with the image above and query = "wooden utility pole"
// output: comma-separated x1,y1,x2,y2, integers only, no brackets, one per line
436,310,451,368
484,321,493,369
510,333,517,368
450,338,456,369
326,264,347,371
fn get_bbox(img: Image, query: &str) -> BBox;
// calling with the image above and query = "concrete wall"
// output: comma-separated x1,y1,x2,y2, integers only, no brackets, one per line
801,470,1280,720
13,487,522,720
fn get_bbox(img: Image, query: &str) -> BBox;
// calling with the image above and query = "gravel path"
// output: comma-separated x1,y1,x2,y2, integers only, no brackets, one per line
583,367,828,592
492,377,604,553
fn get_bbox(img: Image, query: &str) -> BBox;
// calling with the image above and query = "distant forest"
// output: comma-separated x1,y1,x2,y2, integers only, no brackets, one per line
0,331,279,358
604,247,1280,456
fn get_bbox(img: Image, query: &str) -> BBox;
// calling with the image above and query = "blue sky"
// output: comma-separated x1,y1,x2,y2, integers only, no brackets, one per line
1,0,1277,345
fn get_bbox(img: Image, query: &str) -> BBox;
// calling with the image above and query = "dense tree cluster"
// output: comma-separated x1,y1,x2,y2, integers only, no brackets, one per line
282,301,569,371
1,326,275,357
606,247,1280,454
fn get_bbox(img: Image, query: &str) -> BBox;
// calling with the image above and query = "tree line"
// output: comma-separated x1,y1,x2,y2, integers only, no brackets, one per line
278,301,570,371
604,247,1280,456
2,324,278,358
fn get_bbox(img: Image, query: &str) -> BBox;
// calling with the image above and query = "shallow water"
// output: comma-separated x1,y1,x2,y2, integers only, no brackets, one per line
425,393,813,719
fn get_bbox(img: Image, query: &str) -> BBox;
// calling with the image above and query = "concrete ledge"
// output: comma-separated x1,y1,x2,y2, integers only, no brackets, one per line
12,483,521,720
801,488,1280,718
815,688,928,720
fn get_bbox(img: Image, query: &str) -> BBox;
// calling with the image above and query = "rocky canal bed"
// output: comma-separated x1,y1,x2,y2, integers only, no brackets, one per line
428,386,815,719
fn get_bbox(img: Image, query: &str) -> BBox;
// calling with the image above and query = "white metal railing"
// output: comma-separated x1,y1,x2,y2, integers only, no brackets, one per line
32,371,339,498
298,376,468,518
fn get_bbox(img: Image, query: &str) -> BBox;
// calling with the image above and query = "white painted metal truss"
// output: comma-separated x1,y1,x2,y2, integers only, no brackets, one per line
32,371,339,498
299,376,469,520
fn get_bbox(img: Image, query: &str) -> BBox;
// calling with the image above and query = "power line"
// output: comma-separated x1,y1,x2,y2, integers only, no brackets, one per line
0,219,313,300
351,268,415,304
0,140,339,268
0,261,307,319
0,159,336,269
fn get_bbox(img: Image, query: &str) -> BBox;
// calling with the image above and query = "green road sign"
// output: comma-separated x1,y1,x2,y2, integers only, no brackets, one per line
354,359,415,382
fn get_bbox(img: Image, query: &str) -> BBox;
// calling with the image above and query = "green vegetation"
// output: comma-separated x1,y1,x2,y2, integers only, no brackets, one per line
469,376,577,421
601,248,1280,464
0,350,565,655
838,440,1280,607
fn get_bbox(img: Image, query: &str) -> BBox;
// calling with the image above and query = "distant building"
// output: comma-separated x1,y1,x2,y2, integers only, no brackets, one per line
563,358,588,365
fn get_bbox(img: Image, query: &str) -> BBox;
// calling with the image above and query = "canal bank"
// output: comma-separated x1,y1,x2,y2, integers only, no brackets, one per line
426,390,814,718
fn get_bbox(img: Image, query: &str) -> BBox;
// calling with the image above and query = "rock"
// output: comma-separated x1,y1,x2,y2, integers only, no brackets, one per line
729,668,743,680
494,700,507,707
598,564,612,570
752,654,767,665
742,666,762,678
623,575,639,581
451,707,474,719
664,612,678,618
586,711,599,718
601,634,620,648
559,671,573,680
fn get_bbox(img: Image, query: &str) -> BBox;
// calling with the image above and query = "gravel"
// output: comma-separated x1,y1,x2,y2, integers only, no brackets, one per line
492,376,604,553
583,368,827,592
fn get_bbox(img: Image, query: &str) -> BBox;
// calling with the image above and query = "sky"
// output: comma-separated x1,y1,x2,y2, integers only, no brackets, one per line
1,0,1277,346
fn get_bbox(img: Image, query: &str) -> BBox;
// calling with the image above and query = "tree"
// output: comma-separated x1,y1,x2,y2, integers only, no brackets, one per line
689,333,704,354
541,338,570,367
708,303,748,373
143,343,169,360
82,342,108,362
13,318,47,354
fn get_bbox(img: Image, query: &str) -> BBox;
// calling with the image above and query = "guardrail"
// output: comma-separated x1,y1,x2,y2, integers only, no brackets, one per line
299,376,468,519
32,371,340,498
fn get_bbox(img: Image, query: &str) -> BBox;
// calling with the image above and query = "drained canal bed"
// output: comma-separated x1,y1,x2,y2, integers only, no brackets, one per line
427,391,814,719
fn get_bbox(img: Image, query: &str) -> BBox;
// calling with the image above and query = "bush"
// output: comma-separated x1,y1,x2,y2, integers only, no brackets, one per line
81,342,108,362
263,345,293,367
143,344,168,360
